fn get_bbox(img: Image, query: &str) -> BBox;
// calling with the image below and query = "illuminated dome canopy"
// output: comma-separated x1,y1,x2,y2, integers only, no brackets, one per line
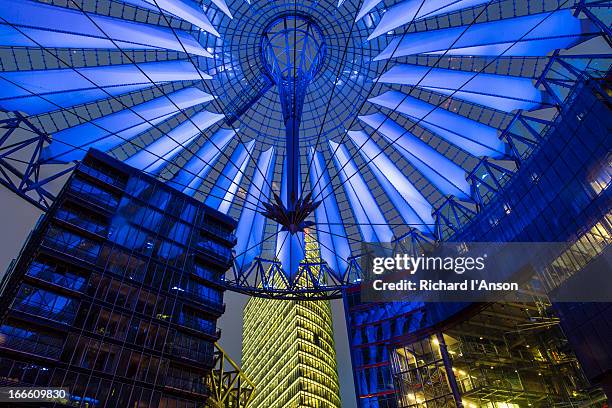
0,0,609,298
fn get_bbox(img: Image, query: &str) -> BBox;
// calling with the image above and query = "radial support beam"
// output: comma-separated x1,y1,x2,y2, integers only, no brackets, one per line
0,61,211,115
42,87,214,163
375,10,598,60
119,0,221,36
126,110,224,173
347,130,434,235
0,0,212,57
205,140,255,214
234,147,276,273
329,141,393,243
376,64,549,113
369,90,506,157
359,113,470,199
308,148,351,279
167,128,235,195
368,0,490,40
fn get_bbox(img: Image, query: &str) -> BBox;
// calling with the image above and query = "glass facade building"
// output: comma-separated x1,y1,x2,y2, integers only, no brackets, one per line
344,78,611,407
242,234,342,407
0,149,237,407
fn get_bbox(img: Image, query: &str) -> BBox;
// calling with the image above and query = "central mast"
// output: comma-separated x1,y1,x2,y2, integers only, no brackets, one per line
261,14,326,230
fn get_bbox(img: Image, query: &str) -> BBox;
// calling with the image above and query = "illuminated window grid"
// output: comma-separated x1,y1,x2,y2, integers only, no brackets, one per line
242,233,341,407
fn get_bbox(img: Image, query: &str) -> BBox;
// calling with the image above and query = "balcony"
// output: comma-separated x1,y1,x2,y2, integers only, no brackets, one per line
168,346,215,366
177,315,220,336
193,239,232,265
77,164,126,190
0,327,63,360
164,370,211,396
67,178,119,211
177,290,225,315
11,302,76,326
55,208,108,238
200,221,237,245
42,241,99,265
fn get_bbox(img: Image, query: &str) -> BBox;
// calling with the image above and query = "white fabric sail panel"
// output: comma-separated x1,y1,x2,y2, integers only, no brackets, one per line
376,64,546,112
0,84,152,115
0,61,210,98
275,158,306,280
120,0,220,36
368,90,505,157
308,148,351,277
0,60,211,114
369,0,490,39
126,110,224,172
347,130,434,233
43,87,213,162
168,128,235,195
374,10,597,60
205,140,255,214
356,0,384,21
329,140,393,243
0,0,212,57
275,229,306,283
208,0,233,18
359,113,470,199
234,147,276,273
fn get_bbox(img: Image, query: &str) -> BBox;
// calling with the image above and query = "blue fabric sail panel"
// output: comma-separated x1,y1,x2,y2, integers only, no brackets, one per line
126,110,224,173
0,0,212,57
355,0,384,21
205,140,255,214
234,147,276,273
368,0,490,40
0,60,211,115
276,228,306,283
308,148,351,277
207,0,233,19
329,141,393,243
275,158,306,281
119,0,221,36
167,128,235,195
0,84,152,116
347,130,434,234
376,64,547,113
369,90,505,157
42,87,213,163
375,10,598,60
359,113,470,199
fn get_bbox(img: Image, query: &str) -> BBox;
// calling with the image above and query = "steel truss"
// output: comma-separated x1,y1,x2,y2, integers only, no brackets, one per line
0,1,609,299
0,112,74,211
205,343,256,408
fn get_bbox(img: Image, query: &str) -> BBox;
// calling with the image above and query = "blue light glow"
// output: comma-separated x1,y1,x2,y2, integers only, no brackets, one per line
369,90,506,157
375,10,597,60
0,0,212,56
42,87,214,163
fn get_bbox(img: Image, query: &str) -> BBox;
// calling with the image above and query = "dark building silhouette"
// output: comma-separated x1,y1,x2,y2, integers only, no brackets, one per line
0,149,237,407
